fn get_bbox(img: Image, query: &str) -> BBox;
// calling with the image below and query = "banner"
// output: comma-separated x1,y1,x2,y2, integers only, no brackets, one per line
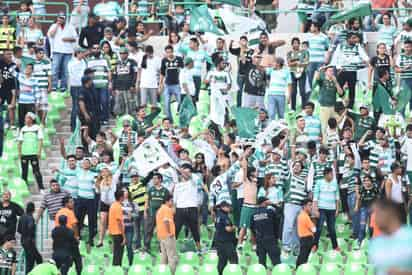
67,119,82,155
179,96,197,128
132,137,177,176
255,120,288,146
324,3,372,29
190,5,224,35
231,107,258,138
209,89,228,127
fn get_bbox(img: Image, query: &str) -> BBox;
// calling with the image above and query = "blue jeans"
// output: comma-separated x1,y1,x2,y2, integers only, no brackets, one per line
314,209,338,249
237,74,246,107
97,88,110,122
282,203,302,253
400,79,412,113
51,52,72,91
358,206,371,243
125,226,134,265
164,84,181,123
267,95,285,120
134,211,144,249
70,86,81,131
307,62,323,95
347,192,359,236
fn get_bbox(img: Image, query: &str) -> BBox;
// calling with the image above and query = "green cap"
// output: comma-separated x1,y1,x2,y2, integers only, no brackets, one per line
119,47,128,53
184,57,193,66
406,17,412,27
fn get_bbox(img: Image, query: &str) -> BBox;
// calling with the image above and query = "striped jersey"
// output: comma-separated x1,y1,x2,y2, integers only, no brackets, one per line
0,26,15,54
128,181,147,212
76,169,96,199
377,24,397,48
307,32,329,63
326,128,340,159
333,43,368,71
304,114,321,143
58,167,79,199
32,58,51,90
251,149,266,178
341,166,359,193
369,146,395,175
313,178,339,210
184,48,210,76
72,0,88,7
266,67,291,96
16,73,39,104
86,56,110,88
310,160,333,190
40,190,70,220
395,53,412,79
258,185,283,204
0,248,16,275
209,162,240,208
265,159,289,189
284,173,308,205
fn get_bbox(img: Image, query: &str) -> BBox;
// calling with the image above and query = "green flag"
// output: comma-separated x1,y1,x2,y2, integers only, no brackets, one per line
179,96,197,128
231,107,258,138
372,83,395,115
190,5,224,35
216,0,241,6
324,3,372,29
67,119,82,154
395,84,412,112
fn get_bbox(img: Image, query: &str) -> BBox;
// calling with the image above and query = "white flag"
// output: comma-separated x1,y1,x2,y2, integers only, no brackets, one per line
209,89,228,127
132,137,177,177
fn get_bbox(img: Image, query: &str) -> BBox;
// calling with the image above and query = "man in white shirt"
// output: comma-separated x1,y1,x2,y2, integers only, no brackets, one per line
173,163,204,253
47,12,78,93
138,45,161,106
67,46,87,131
179,57,196,101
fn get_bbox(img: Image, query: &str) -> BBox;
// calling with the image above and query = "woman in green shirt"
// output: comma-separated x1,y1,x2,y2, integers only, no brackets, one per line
101,41,118,73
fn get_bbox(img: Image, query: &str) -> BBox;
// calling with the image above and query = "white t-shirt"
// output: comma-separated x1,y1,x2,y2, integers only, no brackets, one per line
68,57,87,87
139,55,161,89
173,175,202,208
179,67,195,96
47,23,78,54
207,69,232,92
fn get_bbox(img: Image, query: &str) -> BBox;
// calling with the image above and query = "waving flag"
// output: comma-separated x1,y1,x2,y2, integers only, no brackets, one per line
324,3,372,29
190,5,224,35
231,107,258,138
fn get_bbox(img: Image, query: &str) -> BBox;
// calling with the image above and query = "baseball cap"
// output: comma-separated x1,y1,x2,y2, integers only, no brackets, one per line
129,170,139,177
184,57,193,66
119,46,128,54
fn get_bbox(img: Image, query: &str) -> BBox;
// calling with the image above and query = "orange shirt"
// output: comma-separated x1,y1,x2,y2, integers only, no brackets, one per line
156,204,175,240
108,201,124,235
55,207,78,230
370,211,382,238
297,210,315,238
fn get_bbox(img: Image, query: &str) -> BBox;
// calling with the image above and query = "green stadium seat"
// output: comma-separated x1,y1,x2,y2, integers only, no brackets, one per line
180,251,200,266
272,263,292,275
204,252,219,265
322,250,343,265
199,264,219,275
344,263,366,275
247,264,266,275
249,253,259,265
175,264,196,275
104,266,124,275
336,224,351,239
319,263,340,275
82,265,100,275
68,266,77,275
337,238,349,252
367,265,375,275
129,264,148,275
296,263,317,275
133,252,153,267
152,264,172,275
308,252,321,265
223,264,242,275
347,251,368,264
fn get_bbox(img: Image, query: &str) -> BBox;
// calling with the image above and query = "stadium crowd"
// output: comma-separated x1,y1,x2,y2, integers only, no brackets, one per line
0,0,412,275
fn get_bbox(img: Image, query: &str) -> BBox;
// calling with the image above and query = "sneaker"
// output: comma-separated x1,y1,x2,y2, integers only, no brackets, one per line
334,247,341,252
311,245,318,253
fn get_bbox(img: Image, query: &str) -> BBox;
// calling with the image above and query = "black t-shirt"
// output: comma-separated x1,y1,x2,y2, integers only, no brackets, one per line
244,63,266,96
370,54,391,80
78,86,99,118
160,56,184,85
0,60,17,92
229,46,254,75
0,202,24,238
215,210,236,242
250,206,279,241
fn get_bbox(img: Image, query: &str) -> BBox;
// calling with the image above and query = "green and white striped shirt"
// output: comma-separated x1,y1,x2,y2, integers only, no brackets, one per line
32,58,51,90
396,53,412,79
284,173,308,205
314,178,339,210
265,159,289,189
87,56,110,88
266,67,291,96
332,43,369,71
304,114,321,143
307,32,330,63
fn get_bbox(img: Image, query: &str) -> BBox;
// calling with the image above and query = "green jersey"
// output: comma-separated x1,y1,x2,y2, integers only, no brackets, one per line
28,263,59,275
17,125,43,156
0,248,16,275
147,186,169,216
86,55,110,88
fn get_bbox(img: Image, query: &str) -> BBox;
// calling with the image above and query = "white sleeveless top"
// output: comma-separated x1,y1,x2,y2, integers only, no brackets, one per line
388,174,403,204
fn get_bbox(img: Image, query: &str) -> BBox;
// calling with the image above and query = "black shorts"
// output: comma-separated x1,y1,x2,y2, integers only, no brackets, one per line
0,90,13,104
100,202,110,212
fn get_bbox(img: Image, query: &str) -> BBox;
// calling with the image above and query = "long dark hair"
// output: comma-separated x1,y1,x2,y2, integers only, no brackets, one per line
101,41,114,58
